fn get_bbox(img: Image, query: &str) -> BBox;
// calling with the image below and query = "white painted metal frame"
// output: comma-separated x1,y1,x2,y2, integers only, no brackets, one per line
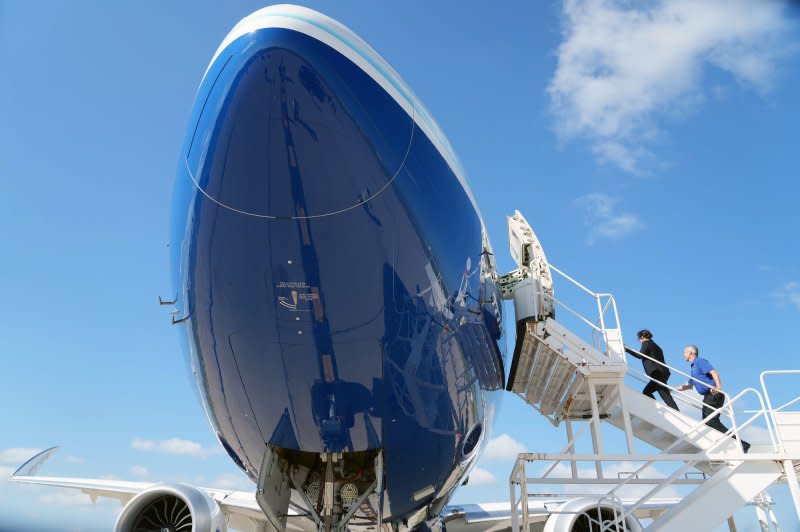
506,262,800,531
761,370,800,521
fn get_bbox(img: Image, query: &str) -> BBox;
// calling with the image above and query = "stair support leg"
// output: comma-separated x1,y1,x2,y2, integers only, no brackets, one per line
588,382,604,479
520,460,529,532
616,387,636,454
565,419,578,479
784,459,800,522
767,504,781,532
754,492,778,532
510,464,519,532
727,516,738,532
754,502,770,532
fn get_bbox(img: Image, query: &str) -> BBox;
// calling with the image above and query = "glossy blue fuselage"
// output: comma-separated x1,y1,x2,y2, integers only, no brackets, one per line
171,26,504,521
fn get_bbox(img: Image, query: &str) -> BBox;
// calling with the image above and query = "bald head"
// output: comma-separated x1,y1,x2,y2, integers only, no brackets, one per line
683,344,699,362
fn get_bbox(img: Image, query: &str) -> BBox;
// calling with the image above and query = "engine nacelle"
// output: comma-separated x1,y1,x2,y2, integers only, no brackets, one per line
543,498,642,532
115,483,226,532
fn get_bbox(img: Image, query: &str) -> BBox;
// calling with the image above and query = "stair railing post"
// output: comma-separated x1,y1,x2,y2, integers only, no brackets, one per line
595,295,607,355
510,457,519,532
521,458,529,532
508,456,519,532
725,390,744,453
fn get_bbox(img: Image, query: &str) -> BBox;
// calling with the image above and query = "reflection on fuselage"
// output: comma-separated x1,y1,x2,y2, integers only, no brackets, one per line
172,23,504,523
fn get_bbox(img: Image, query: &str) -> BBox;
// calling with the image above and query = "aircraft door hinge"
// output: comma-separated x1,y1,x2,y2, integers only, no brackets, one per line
158,295,177,305
171,313,190,325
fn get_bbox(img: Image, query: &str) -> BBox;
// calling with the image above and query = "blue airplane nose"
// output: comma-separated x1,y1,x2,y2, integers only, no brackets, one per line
173,23,503,520
184,29,413,220
174,27,426,465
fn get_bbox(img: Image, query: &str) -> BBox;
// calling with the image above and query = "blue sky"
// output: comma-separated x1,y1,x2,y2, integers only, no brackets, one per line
1,1,799,530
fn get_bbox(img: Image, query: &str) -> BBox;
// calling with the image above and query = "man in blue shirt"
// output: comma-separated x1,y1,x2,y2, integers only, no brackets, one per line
678,344,750,453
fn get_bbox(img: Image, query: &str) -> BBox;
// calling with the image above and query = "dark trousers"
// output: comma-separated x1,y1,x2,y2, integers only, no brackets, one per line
702,392,750,451
642,369,679,411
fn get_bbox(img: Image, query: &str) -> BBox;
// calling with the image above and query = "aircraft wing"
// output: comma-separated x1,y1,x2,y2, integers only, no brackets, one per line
8,447,285,532
13,448,682,532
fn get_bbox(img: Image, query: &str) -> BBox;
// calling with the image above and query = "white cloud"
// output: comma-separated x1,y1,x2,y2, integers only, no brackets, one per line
549,0,792,173
207,473,252,491
467,467,497,486
574,193,642,243
38,492,94,506
0,448,41,464
777,281,800,310
35,491,117,513
0,465,14,478
65,455,85,464
131,438,219,458
129,465,149,478
484,434,527,461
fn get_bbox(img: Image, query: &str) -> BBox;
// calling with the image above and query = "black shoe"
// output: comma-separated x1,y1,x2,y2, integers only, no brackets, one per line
742,441,751,454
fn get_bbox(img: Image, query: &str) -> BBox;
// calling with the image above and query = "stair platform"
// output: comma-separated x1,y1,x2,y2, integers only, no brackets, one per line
507,319,626,425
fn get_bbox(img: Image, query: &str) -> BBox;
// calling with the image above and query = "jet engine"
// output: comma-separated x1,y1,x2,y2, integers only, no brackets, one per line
114,483,226,532
543,498,641,532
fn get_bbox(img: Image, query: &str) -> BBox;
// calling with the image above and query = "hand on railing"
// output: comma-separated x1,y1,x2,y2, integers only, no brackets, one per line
623,345,732,403
623,346,712,410
625,365,705,412
622,350,775,449
625,346,769,447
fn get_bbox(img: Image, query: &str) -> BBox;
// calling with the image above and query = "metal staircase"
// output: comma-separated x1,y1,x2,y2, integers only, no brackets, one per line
499,210,800,532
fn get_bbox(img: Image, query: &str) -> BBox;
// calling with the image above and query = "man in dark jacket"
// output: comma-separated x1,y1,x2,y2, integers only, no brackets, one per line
625,329,679,410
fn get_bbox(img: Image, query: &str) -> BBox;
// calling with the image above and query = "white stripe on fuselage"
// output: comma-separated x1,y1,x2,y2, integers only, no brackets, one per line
207,4,482,219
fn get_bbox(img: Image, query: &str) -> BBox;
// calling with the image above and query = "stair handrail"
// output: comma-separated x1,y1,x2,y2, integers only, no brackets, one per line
599,387,773,526
761,370,800,523
546,263,623,359
625,365,705,410
548,263,599,298
522,387,771,502
616,392,772,525
622,344,770,445
760,370,800,453
614,386,765,484
544,293,606,335
775,395,800,412
623,344,721,399
621,364,770,451
623,344,730,418
530,289,623,363
512,387,773,531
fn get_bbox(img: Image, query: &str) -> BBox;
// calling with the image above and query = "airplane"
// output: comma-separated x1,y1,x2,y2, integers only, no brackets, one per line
12,5,507,532
15,4,796,532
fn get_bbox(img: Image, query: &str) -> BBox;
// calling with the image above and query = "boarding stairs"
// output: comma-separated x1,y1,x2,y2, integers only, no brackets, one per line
498,211,800,532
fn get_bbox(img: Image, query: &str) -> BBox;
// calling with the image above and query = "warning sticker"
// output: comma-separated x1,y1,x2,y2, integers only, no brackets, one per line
277,282,319,312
